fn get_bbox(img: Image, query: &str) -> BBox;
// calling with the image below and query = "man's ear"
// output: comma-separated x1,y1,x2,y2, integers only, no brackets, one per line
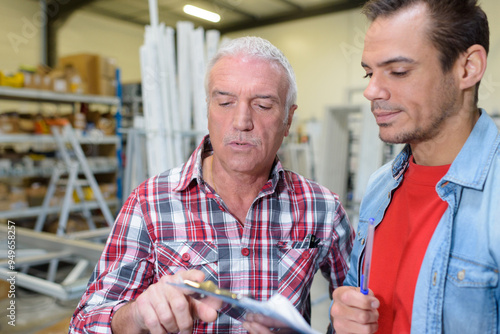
459,44,487,90
284,104,297,137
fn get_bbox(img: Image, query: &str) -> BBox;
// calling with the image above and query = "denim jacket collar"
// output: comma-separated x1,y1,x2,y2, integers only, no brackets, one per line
390,109,499,190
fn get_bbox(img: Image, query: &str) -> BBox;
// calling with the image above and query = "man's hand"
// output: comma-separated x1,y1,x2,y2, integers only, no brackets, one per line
331,286,380,334
111,270,222,334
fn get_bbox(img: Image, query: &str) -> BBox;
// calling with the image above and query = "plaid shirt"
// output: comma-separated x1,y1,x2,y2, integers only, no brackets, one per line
70,136,353,333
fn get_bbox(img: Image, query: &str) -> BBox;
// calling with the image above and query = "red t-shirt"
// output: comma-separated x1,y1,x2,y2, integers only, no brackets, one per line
369,157,450,333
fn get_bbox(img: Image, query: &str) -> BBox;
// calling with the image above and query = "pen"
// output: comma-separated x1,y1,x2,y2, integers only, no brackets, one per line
360,218,375,295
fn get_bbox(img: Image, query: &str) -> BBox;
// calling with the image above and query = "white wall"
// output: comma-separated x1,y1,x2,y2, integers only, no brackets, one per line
225,1,500,120
0,0,144,83
1,0,41,72
59,11,144,83
224,10,369,122
478,0,500,115
1,0,499,117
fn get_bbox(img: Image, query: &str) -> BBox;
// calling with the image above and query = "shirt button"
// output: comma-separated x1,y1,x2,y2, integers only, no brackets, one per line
361,238,365,245
241,248,250,256
301,252,309,259
457,269,465,281
181,253,190,262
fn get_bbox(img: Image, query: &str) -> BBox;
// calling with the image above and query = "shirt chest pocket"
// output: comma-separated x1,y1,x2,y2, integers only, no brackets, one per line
277,243,321,304
155,241,219,280
443,255,499,334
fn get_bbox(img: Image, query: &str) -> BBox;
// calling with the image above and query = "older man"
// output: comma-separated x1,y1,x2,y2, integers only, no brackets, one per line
70,36,353,333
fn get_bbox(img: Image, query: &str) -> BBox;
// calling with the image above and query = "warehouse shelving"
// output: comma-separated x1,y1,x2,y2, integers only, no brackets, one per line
0,86,121,227
0,86,119,105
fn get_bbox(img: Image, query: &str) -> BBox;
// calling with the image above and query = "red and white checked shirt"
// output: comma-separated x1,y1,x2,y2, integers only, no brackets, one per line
70,136,353,333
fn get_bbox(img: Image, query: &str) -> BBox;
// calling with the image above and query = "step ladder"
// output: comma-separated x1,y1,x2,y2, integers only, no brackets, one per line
32,122,115,282
34,122,115,236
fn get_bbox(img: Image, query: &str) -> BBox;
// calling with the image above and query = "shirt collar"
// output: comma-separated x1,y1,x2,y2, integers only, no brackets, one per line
391,144,412,180
442,110,500,189
173,135,294,193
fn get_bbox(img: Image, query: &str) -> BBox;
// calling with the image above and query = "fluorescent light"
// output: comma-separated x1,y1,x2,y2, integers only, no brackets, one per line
183,5,221,23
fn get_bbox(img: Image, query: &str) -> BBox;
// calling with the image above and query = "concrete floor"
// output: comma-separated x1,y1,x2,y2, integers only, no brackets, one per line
310,271,333,333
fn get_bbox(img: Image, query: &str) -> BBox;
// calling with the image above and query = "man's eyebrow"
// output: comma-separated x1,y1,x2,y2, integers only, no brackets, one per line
255,94,277,100
362,56,417,69
212,90,234,97
212,91,279,102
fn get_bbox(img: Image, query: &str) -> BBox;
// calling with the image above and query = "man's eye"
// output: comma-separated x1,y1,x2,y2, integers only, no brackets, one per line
391,71,408,77
363,73,373,79
219,102,231,106
255,104,271,110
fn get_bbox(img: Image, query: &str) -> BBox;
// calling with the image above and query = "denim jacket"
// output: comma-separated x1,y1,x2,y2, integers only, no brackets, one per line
344,110,500,333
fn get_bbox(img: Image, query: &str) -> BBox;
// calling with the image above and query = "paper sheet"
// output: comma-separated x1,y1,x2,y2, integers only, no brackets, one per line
168,281,321,334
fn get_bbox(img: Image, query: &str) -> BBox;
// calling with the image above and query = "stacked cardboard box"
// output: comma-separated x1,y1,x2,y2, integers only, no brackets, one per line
58,54,117,96
22,65,82,94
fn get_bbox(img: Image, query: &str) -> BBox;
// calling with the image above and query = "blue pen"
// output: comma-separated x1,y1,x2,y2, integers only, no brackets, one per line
360,218,375,295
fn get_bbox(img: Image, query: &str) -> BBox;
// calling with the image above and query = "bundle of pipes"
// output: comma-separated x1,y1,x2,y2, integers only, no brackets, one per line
140,0,220,177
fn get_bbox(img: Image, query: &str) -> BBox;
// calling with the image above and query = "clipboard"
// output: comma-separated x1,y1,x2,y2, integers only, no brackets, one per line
168,279,321,334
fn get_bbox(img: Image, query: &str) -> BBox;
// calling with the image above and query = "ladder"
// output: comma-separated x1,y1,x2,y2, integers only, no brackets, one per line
34,122,115,236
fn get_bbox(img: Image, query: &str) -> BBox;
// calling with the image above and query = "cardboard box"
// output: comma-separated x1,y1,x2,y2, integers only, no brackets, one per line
27,183,47,207
0,182,8,200
0,114,20,134
49,69,67,93
100,57,117,79
64,66,84,94
97,117,115,135
99,77,116,96
40,74,52,90
58,54,117,95
0,200,10,211
23,71,38,88
100,183,117,199
18,117,36,133
58,54,99,95
33,65,52,90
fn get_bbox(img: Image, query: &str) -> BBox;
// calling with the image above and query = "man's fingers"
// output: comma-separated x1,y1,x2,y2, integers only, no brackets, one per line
339,287,379,310
337,301,379,324
166,295,193,333
132,297,168,334
179,269,206,282
331,286,380,334
160,275,196,332
191,298,220,322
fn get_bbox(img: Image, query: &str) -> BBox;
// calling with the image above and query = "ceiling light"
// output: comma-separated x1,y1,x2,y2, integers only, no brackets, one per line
183,5,221,23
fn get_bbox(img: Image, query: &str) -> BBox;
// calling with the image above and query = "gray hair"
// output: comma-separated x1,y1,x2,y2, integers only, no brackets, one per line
205,36,297,120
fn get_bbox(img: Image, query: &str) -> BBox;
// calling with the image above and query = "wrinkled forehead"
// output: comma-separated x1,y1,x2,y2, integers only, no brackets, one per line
210,54,284,79
208,55,289,95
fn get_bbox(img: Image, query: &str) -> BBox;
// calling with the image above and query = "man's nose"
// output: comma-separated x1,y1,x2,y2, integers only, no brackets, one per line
232,104,254,131
363,75,390,102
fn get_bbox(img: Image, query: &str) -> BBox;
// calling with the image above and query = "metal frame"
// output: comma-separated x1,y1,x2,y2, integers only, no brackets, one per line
34,124,115,235
0,225,104,300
